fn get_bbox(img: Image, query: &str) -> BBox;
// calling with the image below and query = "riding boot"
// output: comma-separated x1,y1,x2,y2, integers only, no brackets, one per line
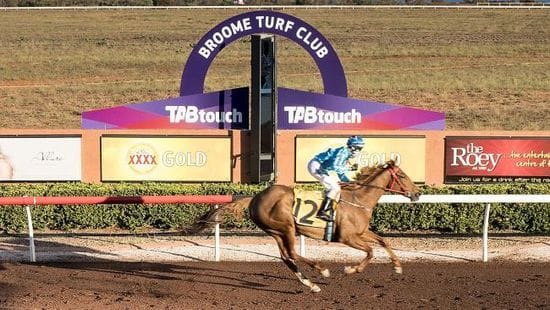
316,197,334,221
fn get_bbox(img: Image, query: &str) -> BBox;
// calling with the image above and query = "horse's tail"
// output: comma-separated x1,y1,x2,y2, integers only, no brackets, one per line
184,197,253,234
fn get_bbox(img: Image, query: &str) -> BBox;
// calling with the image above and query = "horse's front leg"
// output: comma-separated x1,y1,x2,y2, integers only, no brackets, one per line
364,230,402,274
341,233,375,274
293,252,331,278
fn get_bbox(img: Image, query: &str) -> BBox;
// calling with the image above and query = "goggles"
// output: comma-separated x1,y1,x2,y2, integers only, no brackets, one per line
349,145,363,152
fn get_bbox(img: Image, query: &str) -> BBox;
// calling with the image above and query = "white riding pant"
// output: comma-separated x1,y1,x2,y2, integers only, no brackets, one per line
307,159,341,200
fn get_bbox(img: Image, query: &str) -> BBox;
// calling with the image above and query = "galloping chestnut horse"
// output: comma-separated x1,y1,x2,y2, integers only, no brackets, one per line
189,160,421,292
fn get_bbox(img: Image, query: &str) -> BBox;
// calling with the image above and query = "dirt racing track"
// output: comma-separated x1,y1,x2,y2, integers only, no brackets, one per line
0,234,549,309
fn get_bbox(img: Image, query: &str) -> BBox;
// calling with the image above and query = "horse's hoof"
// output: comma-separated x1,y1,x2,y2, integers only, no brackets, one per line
394,266,403,274
344,266,357,274
311,285,321,293
320,269,330,278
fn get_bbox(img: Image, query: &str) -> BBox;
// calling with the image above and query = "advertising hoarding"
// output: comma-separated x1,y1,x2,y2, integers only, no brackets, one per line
0,136,82,181
278,88,445,130
101,136,231,182
295,136,426,183
444,137,550,183
83,88,248,130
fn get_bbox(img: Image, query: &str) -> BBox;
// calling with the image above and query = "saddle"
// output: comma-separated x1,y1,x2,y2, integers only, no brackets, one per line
292,190,336,241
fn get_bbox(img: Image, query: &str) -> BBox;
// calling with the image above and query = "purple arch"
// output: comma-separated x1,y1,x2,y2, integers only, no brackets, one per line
180,10,347,97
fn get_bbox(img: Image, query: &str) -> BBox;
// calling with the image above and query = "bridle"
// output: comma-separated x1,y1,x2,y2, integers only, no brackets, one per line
339,163,418,211
374,165,412,196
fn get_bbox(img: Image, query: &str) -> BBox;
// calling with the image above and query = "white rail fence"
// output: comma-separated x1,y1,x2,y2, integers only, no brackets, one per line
11,194,550,263
294,194,550,263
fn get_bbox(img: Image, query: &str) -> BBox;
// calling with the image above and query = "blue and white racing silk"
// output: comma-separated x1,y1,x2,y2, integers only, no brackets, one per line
313,147,352,182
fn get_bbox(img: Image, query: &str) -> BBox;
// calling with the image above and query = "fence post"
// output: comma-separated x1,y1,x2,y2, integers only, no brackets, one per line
299,235,305,256
25,198,36,263
482,203,491,262
214,205,220,262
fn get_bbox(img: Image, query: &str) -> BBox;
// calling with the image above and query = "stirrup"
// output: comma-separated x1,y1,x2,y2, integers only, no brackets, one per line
317,212,333,222
316,197,334,221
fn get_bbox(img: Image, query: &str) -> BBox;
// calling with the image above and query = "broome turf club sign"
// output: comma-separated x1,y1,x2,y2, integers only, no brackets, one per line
82,10,444,130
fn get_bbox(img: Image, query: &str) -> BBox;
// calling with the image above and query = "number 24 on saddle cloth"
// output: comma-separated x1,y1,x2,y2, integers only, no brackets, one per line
292,190,333,229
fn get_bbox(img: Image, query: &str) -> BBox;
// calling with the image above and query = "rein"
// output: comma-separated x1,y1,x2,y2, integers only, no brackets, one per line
345,165,411,196
339,196,372,211
339,163,413,211
366,166,410,196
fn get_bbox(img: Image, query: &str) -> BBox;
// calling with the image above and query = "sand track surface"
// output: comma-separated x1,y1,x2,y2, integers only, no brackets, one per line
1,233,548,308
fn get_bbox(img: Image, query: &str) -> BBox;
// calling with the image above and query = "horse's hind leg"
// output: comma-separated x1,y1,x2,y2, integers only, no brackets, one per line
282,232,330,278
364,230,402,274
269,232,321,293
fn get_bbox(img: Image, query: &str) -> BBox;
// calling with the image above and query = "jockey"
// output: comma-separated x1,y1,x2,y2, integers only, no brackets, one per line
307,136,364,221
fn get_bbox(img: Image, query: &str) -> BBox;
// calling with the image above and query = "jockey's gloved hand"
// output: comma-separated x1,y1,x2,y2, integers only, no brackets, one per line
350,163,359,171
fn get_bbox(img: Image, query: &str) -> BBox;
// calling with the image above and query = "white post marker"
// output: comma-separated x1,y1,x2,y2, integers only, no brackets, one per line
299,235,305,256
214,205,220,262
483,203,491,262
25,203,36,263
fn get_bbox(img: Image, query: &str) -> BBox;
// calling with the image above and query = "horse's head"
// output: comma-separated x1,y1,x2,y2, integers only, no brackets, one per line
356,160,421,201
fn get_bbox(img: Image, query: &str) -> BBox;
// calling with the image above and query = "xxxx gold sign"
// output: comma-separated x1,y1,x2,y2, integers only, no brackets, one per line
101,136,231,182
295,136,426,183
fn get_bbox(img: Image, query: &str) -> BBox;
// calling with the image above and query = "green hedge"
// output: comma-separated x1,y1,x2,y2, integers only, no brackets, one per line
0,182,548,234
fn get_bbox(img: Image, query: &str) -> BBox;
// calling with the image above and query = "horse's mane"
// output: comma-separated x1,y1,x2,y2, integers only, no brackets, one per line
357,166,378,180
341,160,396,190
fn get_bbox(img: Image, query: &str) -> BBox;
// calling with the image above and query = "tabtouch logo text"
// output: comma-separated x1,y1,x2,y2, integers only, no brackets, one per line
165,106,243,124
284,106,361,124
